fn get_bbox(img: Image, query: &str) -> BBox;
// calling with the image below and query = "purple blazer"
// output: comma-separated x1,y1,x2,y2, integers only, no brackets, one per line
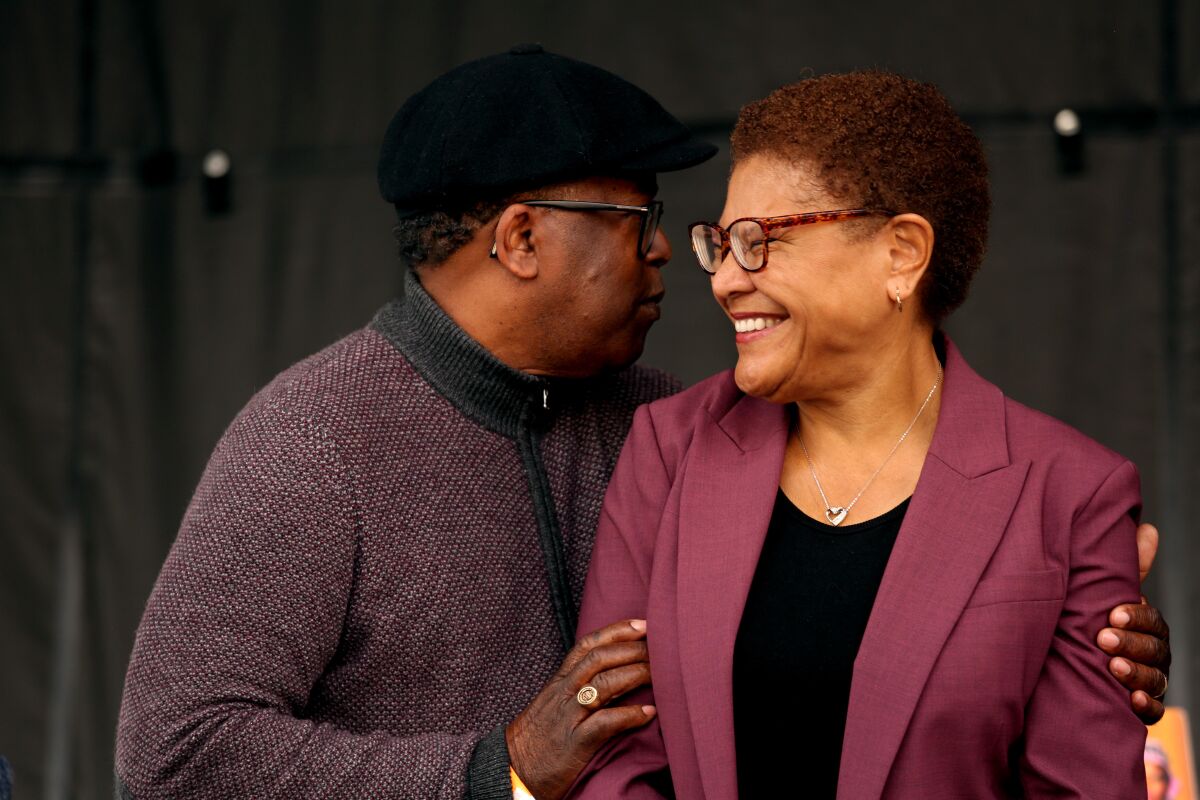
571,339,1146,799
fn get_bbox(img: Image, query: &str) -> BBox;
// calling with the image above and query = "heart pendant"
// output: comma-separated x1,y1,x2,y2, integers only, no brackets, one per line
825,506,848,526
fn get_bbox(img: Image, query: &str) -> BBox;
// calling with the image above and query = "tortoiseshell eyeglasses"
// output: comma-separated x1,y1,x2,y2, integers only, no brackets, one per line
688,208,896,274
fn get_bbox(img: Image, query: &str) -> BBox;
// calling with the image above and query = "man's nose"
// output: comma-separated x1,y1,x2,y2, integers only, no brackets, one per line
645,227,671,267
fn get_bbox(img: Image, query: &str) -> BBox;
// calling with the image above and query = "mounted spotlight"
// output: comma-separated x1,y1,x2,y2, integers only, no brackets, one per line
202,148,233,215
1053,108,1085,175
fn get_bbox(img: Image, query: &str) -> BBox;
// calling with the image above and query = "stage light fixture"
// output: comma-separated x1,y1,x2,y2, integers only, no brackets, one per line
202,148,233,215
1053,108,1085,175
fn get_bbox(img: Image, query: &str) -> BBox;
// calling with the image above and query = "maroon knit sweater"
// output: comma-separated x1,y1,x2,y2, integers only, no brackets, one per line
115,273,679,799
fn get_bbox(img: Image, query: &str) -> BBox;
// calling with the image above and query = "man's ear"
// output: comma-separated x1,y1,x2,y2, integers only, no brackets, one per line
884,212,935,305
492,204,539,280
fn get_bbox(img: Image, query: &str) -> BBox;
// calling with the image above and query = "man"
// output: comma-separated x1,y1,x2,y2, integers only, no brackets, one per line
116,46,1170,799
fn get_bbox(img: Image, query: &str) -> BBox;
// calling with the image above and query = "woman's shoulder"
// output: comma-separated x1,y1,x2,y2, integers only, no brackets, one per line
638,368,752,439
622,368,764,466
645,368,742,413
944,336,1134,493
1002,395,1126,463
1002,394,1136,495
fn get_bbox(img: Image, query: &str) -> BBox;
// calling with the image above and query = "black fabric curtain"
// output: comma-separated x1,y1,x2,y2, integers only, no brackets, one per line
2,2,1197,796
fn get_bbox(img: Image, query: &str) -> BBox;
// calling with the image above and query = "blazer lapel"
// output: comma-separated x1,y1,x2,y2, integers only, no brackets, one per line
837,339,1030,799
676,394,789,800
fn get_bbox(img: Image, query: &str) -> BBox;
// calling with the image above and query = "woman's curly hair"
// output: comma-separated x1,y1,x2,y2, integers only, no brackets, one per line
731,70,990,325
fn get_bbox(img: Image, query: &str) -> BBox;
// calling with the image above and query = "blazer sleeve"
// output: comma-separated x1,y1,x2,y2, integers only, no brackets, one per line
1019,459,1147,798
568,404,675,800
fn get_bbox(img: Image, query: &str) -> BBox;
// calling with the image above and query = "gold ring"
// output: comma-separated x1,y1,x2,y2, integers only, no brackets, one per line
576,685,599,706
1154,676,1169,700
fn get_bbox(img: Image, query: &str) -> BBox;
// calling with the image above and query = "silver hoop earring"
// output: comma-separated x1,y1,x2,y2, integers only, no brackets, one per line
895,289,903,313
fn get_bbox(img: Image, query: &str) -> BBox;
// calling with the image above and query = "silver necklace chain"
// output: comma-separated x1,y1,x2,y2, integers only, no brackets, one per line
797,363,943,526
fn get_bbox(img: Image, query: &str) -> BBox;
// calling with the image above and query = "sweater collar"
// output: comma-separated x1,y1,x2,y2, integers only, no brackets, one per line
371,270,570,437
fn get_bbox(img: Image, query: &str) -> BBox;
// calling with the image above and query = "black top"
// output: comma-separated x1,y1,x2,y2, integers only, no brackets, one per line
733,490,910,799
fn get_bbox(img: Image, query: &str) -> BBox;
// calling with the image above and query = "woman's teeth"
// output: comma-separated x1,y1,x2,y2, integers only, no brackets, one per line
733,317,782,333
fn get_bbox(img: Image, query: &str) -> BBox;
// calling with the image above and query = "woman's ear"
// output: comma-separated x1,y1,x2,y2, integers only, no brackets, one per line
491,204,540,280
884,212,935,304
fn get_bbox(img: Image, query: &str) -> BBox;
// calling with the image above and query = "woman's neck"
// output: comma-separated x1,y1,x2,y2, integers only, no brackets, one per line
782,332,944,524
794,333,942,448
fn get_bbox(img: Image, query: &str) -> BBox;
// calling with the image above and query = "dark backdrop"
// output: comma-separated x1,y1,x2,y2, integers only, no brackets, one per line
2,2,1197,797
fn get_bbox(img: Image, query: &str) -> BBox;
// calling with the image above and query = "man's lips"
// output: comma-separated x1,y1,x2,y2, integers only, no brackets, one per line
638,291,665,320
642,290,665,305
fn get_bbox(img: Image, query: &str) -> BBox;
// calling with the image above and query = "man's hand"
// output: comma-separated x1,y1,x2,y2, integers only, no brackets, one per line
506,619,656,800
1096,523,1171,724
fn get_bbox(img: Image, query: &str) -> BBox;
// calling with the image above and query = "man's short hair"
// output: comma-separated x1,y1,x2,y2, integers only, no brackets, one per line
393,174,656,269
392,199,510,268
392,182,578,268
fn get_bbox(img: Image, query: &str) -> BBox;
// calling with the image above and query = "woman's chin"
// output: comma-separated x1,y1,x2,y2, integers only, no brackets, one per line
733,361,785,402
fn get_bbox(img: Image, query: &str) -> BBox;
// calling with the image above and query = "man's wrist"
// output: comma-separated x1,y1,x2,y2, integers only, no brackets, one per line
510,765,536,800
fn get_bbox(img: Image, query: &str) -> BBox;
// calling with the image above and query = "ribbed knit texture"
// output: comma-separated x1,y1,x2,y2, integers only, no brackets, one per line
466,726,515,800
115,274,679,799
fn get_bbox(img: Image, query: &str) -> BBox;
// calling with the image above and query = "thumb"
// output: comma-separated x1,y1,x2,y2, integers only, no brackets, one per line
1136,523,1159,585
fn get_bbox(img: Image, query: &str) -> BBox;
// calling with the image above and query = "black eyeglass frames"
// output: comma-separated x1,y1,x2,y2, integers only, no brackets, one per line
490,199,665,259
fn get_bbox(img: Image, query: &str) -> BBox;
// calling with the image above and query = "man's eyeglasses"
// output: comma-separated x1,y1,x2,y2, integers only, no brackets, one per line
687,208,896,274
491,199,665,259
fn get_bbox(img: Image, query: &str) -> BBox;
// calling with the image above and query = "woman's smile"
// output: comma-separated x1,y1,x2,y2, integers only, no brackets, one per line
730,312,787,343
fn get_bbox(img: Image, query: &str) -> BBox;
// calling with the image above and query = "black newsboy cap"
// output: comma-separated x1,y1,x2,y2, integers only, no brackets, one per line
378,44,717,214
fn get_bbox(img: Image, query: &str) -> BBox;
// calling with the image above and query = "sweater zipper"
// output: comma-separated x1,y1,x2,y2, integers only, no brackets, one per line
515,389,576,653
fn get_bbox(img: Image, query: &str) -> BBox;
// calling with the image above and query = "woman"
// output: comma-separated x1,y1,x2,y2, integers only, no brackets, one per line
1144,739,1181,800
568,71,1146,798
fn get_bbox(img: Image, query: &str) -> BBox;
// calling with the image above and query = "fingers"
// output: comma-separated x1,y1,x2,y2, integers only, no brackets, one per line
1135,523,1159,584
577,662,652,709
507,622,652,800
1108,602,1170,643
558,619,646,676
1109,656,1169,700
1121,521,1162,715
1132,690,1166,725
568,639,649,681
561,639,650,716
573,704,657,750
1098,628,1171,672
